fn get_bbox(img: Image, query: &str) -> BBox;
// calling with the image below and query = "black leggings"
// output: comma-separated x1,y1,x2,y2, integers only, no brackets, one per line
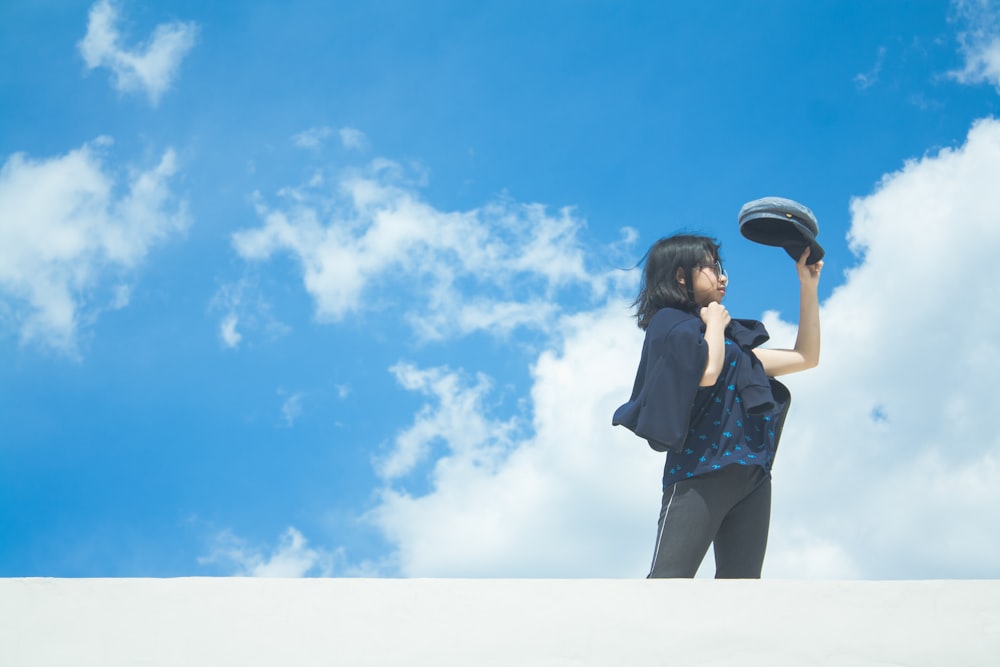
648,464,771,579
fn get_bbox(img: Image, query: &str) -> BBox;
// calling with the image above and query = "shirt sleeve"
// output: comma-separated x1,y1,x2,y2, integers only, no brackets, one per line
613,318,708,452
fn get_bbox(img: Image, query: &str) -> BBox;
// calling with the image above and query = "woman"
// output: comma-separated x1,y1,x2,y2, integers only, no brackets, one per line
613,233,822,578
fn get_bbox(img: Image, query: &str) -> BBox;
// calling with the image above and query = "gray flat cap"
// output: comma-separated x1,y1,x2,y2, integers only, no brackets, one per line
738,196,824,264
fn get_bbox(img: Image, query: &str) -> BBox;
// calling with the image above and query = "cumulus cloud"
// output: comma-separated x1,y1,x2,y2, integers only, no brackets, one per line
368,303,656,577
0,138,188,355
763,116,1000,578
363,118,1000,579
949,0,1000,91
200,527,336,577
232,159,624,342
78,0,198,105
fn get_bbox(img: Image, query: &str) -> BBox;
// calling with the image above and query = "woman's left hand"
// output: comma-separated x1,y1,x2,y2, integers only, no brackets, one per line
797,248,823,288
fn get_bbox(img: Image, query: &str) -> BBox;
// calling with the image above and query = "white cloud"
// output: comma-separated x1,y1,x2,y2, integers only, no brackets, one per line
339,127,369,151
407,298,563,349
210,277,290,350
280,390,305,427
109,284,131,310
374,363,519,482
368,302,656,577
364,118,1000,579
219,313,242,349
232,160,623,342
854,46,886,90
763,116,1000,578
291,127,369,152
241,108,1000,578
0,138,188,355
199,527,336,577
949,0,1000,91
78,0,198,105
291,127,334,150
765,531,863,579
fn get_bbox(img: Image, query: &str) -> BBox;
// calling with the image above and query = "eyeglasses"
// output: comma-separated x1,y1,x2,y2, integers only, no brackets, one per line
697,260,728,281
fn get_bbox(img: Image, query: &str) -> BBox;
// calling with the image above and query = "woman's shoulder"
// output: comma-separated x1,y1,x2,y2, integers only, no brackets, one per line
648,307,702,339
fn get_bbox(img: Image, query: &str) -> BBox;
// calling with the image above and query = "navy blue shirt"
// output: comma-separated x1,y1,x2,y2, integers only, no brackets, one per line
613,307,791,483
663,339,779,487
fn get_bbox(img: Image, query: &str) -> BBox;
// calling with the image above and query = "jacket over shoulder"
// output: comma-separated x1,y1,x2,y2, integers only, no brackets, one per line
612,308,782,453
612,308,707,453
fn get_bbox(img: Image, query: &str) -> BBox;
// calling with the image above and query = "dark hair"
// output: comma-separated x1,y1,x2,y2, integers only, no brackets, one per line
632,234,721,330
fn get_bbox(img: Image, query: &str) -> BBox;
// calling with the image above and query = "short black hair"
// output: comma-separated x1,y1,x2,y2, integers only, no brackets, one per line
632,234,721,330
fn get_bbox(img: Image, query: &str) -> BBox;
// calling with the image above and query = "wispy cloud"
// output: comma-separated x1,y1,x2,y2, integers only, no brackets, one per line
374,363,519,481
0,138,188,355
291,127,369,152
291,127,334,150
219,313,242,349
232,159,628,343
78,0,198,105
280,390,305,427
210,277,290,350
339,127,369,151
854,46,887,90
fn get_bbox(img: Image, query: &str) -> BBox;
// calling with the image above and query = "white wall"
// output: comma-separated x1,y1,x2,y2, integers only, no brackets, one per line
2,579,997,666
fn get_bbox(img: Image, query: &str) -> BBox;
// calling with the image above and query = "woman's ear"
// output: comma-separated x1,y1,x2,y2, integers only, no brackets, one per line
675,267,686,285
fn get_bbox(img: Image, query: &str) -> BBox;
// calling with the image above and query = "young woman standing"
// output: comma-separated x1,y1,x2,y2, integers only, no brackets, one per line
613,234,822,578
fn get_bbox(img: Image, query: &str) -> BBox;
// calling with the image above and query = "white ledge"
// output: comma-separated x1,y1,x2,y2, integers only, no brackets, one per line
2,578,998,666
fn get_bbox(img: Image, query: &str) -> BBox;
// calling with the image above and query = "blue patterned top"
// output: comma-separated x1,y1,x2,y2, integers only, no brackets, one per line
662,339,780,487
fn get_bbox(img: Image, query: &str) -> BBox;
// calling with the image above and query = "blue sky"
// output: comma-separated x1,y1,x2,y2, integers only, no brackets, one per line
2,0,999,578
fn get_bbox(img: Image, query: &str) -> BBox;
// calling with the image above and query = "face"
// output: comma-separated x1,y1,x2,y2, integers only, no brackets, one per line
679,257,728,307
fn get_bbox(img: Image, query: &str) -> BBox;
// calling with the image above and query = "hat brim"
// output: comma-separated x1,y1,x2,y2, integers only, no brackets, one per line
739,212,825,264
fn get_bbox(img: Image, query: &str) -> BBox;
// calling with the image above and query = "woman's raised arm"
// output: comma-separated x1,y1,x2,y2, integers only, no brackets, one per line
753,249,823,377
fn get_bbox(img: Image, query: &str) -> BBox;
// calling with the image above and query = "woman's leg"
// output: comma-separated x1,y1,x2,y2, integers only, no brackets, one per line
647,478,719,578
712,468,772,579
